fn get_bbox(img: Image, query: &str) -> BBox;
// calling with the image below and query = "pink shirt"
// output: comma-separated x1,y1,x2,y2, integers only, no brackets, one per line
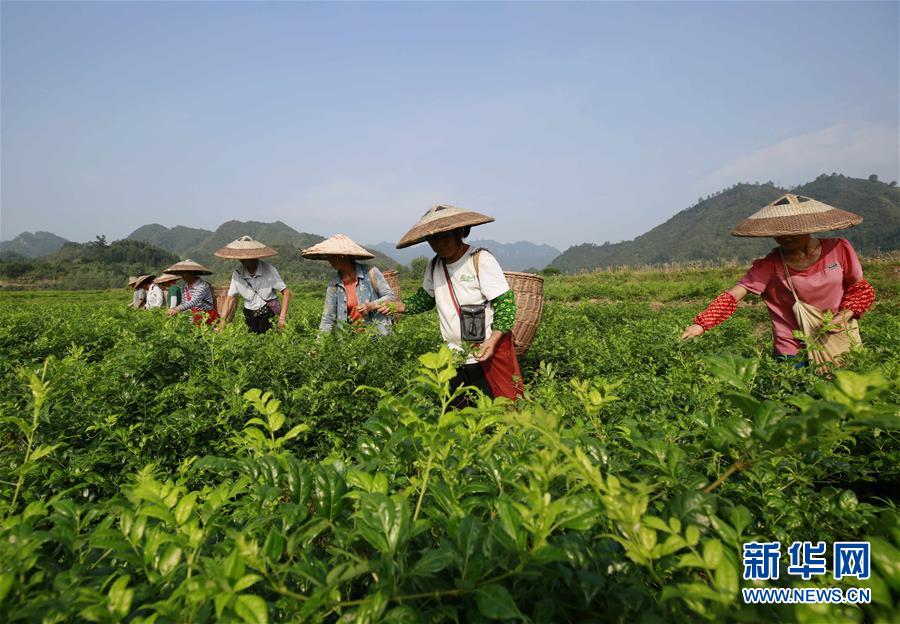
738,238,863,356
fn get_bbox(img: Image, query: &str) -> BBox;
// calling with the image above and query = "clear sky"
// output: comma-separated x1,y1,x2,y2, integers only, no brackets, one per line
2,1,898,250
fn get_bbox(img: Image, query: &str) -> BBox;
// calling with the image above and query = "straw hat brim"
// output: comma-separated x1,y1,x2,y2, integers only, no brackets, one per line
134,274,156,288
301,250,374,260
300,235,375,260
214,246,278,260
396,212,494,249
731,209,863,237
154,274,180,285
164,261,213,275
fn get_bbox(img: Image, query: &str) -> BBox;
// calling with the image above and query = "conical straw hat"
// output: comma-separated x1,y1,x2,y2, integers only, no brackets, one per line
134,274,156,288
154,273,181,285
164,259,213,275
731,194,863,237
300,234,375,260
127,276,138,287
214,235,278,259
396,204,494,249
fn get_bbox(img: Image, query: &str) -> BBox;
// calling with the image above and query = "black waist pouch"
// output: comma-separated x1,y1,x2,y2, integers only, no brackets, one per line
459,304,486,342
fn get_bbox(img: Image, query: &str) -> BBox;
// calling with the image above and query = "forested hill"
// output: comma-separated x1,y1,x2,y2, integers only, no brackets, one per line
0,231,69,259
127,220,400,280
0,238,179,289
550,175,900,273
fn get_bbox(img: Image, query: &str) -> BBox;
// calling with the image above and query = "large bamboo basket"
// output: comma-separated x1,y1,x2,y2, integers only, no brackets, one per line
212,286,230,319
381,269,401,301
503,271,544,355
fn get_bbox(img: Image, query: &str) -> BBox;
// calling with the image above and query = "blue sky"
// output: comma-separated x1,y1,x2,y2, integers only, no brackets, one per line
2,1,897,250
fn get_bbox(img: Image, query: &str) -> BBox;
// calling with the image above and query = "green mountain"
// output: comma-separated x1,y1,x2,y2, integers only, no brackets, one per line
0,237,179,289
127,224,210,254
550,175,900,273
0,231,70,259
128,220,400,281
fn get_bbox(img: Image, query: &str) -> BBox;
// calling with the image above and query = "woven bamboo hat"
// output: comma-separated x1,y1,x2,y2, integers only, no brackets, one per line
153,273,180,285
300,234,375,260
731,194,863,237
214,235,278,260
396,204,494,249
164,259,213,275
134,274,156,288
127,276,138,287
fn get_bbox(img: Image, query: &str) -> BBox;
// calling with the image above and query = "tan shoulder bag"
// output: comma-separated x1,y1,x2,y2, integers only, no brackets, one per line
779,250,861,366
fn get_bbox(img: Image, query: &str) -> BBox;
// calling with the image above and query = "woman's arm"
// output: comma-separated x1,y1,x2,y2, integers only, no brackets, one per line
375,287,435,316
357,267,397,314
681,284,748,340
278,288,291,329
473,290,516,361
838,279,875,319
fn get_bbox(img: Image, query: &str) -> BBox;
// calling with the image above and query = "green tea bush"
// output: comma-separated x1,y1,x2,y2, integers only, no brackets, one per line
0,263,897,622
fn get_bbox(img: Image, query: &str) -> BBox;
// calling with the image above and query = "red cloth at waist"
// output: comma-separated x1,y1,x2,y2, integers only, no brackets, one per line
480,333,524,401
191,308,218,326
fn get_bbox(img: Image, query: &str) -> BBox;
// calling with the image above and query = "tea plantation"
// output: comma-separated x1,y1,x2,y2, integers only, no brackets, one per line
1,261,898,623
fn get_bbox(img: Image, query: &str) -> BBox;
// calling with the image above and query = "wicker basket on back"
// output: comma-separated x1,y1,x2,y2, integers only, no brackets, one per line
381,269,401,301
503,271,544,355
212,286,230,318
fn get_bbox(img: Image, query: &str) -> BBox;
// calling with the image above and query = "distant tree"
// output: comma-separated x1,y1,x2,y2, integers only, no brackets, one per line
406,256,429,278
92,235,108,247
540,267,561,276
868,174,879,182
890,181,897,187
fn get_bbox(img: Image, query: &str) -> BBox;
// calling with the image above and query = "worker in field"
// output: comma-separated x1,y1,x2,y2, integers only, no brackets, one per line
154,273,182,309
377,204,523,401
301,234,396,335
163,259,219,326
143,274,164,309
682,194,875,367
128,276,146,309
214,236,291,334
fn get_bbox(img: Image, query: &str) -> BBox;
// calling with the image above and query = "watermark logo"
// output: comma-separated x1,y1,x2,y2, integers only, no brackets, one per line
833,542,870,581
742,541,781,581
787,541,827,580
741,540,872,604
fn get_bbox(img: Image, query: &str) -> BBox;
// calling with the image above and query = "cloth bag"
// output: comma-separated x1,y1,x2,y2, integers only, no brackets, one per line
780,251,861,366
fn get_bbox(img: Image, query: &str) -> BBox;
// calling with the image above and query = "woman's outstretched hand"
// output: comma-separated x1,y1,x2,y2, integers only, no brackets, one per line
375,301,404,315
681,324,704,340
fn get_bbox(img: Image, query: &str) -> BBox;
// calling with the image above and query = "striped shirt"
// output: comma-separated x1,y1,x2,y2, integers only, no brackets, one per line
176,279,214,312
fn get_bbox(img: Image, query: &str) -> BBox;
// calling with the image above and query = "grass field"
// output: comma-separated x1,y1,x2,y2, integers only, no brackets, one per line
0,260,897,623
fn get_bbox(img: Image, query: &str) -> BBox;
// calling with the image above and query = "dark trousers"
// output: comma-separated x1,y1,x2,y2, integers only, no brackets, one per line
449,362,493,407
243,307,275,334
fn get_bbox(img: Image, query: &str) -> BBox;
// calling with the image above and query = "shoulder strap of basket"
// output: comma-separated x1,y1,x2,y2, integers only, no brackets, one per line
778,249,800,304
471,247,488,283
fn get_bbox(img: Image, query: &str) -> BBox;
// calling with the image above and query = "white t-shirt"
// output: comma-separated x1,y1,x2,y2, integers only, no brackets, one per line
146,284,164,308
227,261,287,310
423,248,510,363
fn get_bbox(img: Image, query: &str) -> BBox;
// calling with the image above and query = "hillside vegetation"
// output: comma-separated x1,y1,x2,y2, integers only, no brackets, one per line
0,237,179,289
0,231,69,259
551,175,899,273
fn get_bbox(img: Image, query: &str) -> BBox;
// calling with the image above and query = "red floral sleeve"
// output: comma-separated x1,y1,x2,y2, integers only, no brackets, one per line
693,291,738,331
839,279,875,318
